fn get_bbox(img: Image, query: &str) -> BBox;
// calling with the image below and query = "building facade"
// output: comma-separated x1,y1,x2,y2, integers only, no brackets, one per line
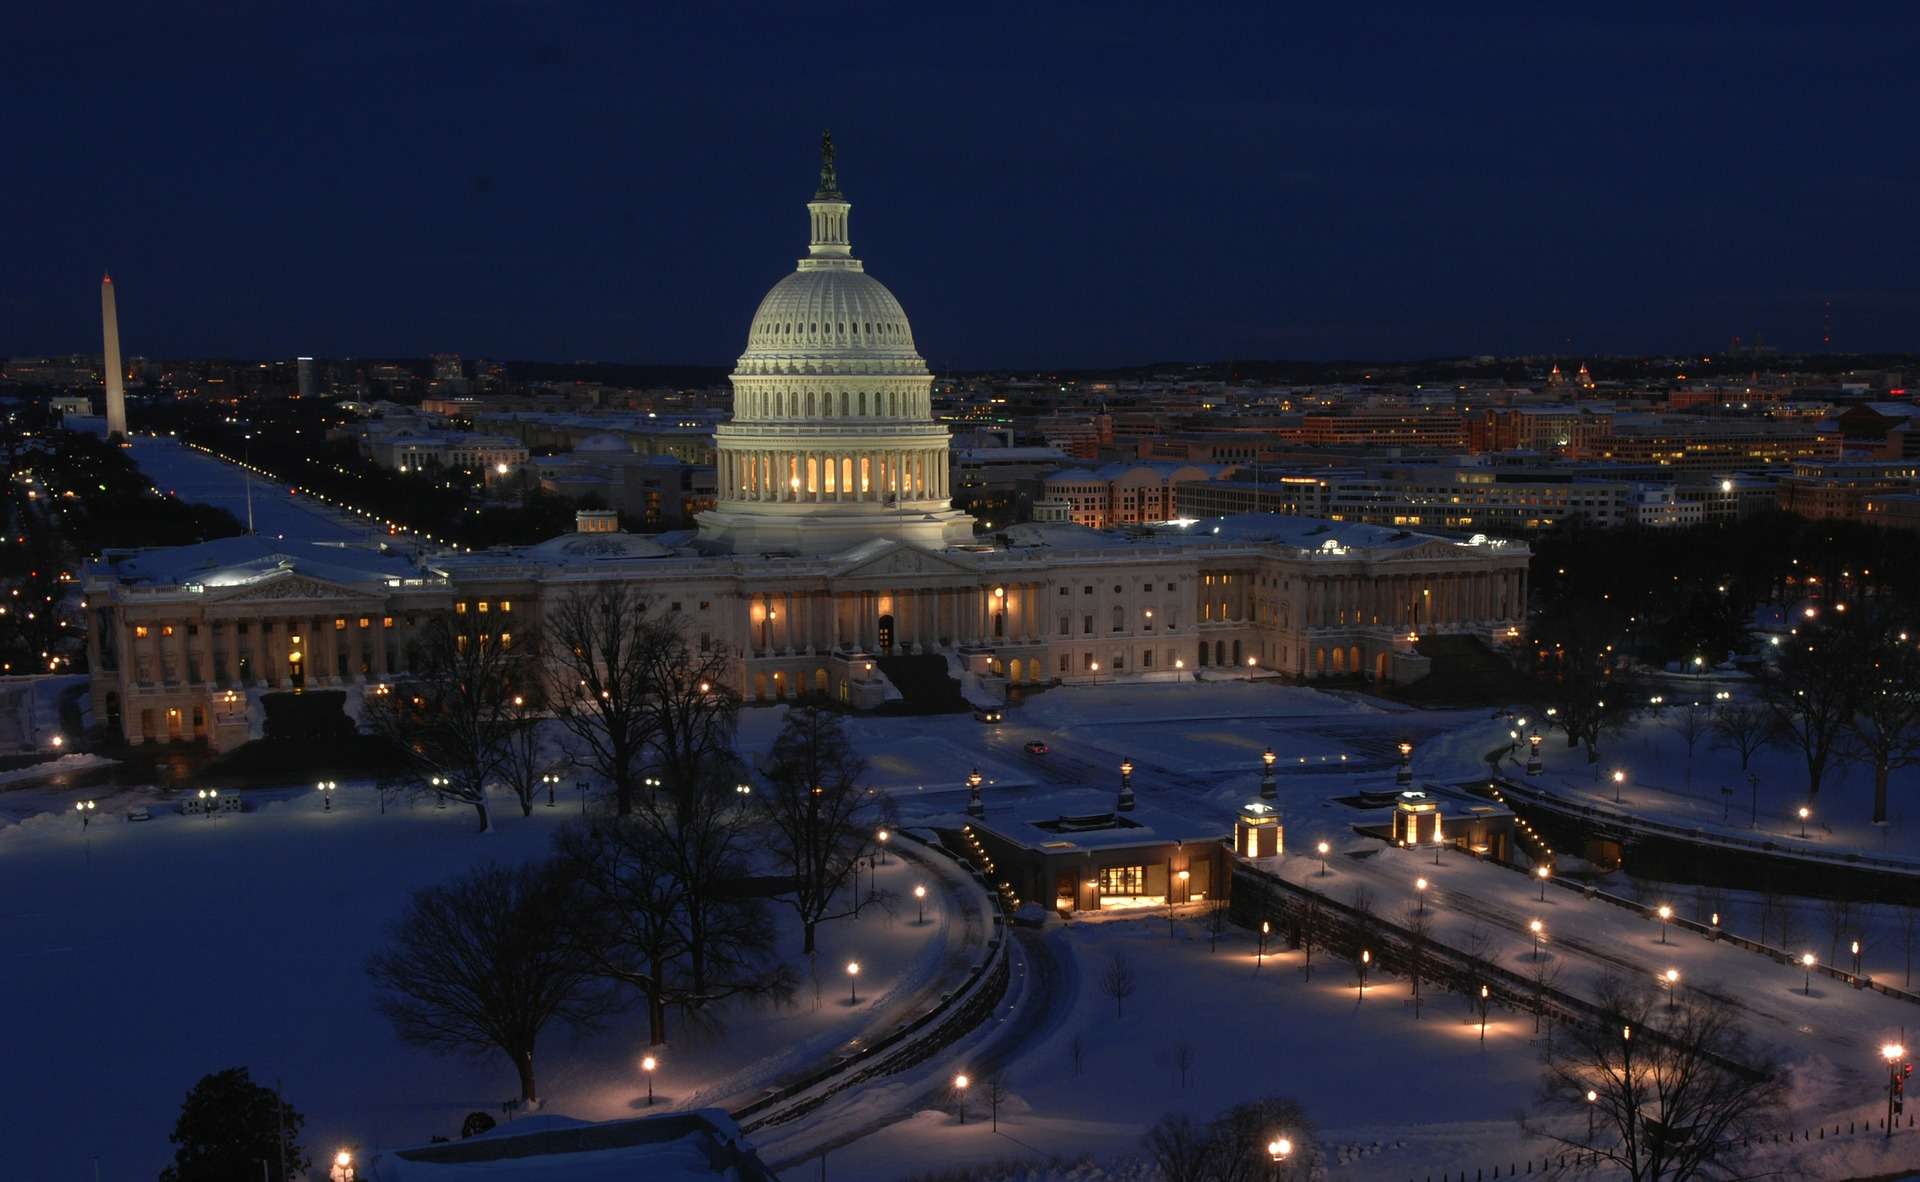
82,142,1531,750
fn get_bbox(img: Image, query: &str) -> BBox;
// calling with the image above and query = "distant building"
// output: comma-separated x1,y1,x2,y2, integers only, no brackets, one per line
1043,462,1232,528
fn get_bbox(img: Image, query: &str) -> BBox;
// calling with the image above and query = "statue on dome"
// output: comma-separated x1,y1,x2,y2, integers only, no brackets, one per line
817,129,841,197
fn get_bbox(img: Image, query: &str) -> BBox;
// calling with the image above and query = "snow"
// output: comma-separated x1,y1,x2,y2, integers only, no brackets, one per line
0,781,960,1181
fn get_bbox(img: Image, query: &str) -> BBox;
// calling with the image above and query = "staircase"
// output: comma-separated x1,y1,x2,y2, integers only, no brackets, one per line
874,654,971,715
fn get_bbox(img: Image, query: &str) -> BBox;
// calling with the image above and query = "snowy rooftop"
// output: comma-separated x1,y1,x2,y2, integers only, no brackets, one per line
971,790,1229,852
92,536,427,590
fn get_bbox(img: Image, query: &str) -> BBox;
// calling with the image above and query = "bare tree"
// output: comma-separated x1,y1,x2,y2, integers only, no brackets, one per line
1173,1040,1195,1089
984,1071,1010,1130
1401,899,1432,1019
1841,612,1920,825
758,706,873,954
551,816,686,1046
1529,974,1784,1182
1529,951,1564,1037
546,584,659,817
1760,621,1857,804
495,690,554,818
639,623,741,801
1142,1112,1213,1182
1670,700,1708,787
1300,894,1320,982
366,861,616,1104
1710,698,1774,773
1824,896,1858,967
1100,950,1138,1019
1204,1096,1319,1182
367,612,522,832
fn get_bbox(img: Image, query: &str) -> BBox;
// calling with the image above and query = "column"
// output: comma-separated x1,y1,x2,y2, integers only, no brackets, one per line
221,624,240,687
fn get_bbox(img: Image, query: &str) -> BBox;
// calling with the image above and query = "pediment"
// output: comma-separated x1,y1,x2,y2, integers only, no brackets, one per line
205,570,379,603
832,541,980,580
1380,538,1514,563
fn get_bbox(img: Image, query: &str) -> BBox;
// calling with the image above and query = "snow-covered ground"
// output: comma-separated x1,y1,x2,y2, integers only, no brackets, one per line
0,781,958,1181
1517,702,1920,861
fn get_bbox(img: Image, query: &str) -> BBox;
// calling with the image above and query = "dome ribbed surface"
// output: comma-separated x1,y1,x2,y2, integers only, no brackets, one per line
742,268,919,360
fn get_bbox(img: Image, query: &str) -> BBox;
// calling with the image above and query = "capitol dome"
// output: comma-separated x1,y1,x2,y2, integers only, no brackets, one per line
696,134,975,557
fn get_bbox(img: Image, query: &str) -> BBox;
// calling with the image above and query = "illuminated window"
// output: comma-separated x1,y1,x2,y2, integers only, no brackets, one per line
134,625,149,639
162,625,175,637
477,601,490,613
291,635,302,646
382,616,393,629
334,618,347,631
358,617,370,629
1098,866,1146,896
500,632,513,650
499,600,511,613
455,602,468,614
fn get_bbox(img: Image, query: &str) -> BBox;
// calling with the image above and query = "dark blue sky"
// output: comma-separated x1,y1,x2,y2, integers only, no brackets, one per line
7,2,1917,368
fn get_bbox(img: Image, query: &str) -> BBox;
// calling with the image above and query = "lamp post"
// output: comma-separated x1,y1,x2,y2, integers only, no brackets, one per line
1885,1043,1906,1139
576,778,589,815
1357,948,1370,999
966,767,984,818
74,799,96,828
1527,733,1543,775
1118,758,1135,812
330,1150,355,1182
953,1073,970,1125
1316,840,1329,876
1530,919,1545,961
1261,747,1278,800
1415,877,1428,914
1259,919,1270,970
1478,984,1489,1043
197,787,218,817
542,772,560,808
1612,769,1626,804
914,883,928,924
876,828,891,865
1803,951,1816,995
641,1054,657,1105
1535,864,1551,901
317,779,337,812
1396,741,1413,786
1799,805,1811,839
429,775,446,809
1661,967,1680,1011
1656,904,1672,944
1853,939,1863,978
847,960,860,1005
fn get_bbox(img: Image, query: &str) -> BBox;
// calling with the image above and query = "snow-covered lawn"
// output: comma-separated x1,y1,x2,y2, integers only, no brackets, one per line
0,783,953,1181
1515,700,1920,860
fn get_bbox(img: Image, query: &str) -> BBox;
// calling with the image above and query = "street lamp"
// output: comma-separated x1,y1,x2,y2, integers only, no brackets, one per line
1662,967,1679,1010
1529,918,1545,961
1799,805,1811,839
1853,939,1863,978
1535,864,1551,901
1885,1043,1906,1139
1527,733,1543,774
317,779,337,811
1268,1135,1293,1170
1397,740,1414,786
641,1054,657,1105
1316,840,1329,876
1261,747,1277,800
331,1150,355,1182
542,771,560,807
1478,984,1490,1042
1612,769,1626,803
196,787,218,817
1358,948,1370,999
74,799,96,828
1803,951,1817,995
1120,758,1133,789
1259,919,1270,969
1415,876,1428,914
914,883,928,924
876,828,891,864
1656,904,1672,944
1586,1089,1598,1143
577,778,589,814
847,960,861,1005
966,767,984,817
953,1073,970,1124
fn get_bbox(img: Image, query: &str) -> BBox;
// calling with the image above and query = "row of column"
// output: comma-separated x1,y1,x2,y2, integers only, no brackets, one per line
126,614,396,690
720,448,947,504
746,582,1050,656
1291,567,1527,631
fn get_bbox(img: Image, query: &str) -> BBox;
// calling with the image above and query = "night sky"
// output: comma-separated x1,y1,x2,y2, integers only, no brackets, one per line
8,2,1917,368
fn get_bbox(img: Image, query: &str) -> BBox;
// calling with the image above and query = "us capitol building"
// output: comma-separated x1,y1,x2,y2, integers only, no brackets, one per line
83,142,1529,749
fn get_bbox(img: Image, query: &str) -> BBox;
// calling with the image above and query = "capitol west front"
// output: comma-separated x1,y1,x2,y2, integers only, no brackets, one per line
84,148,1529,747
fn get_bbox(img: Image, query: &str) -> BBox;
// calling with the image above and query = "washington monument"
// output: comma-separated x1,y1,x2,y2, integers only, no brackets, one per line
101,273,127,439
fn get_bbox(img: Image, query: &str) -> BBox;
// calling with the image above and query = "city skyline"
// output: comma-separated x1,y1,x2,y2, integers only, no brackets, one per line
7,4,1916,367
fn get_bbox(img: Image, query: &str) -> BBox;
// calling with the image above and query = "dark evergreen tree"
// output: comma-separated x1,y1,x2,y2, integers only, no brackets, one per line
158,1067,307,1182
